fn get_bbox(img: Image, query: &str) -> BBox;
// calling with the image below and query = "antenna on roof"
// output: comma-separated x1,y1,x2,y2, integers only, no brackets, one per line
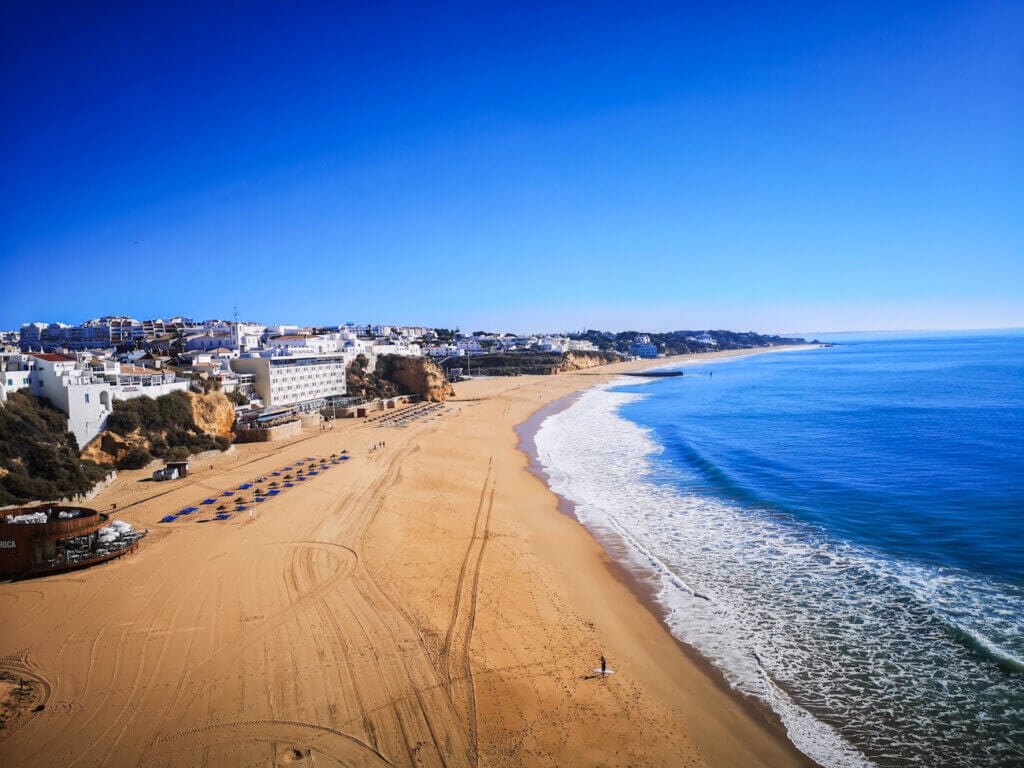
233,305,243,353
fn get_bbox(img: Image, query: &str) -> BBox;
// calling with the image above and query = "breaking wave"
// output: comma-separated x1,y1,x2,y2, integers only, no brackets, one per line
534,382,1024,768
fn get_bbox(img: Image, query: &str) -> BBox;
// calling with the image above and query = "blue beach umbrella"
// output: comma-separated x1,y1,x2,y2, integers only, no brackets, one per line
160,515,178,523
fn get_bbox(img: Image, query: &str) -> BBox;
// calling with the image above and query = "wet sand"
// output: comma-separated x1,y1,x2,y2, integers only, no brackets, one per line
0,347,818,767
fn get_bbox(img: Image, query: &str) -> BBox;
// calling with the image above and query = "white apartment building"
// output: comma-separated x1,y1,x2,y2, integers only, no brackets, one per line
393,326,430,339
263,324,301,338
186,333,235,351
370,340,421,358
340,323,399,338
264,334,311,351
28,354,115,449
21,353,187,448
235,322,265,352
423,343,463,358
229,352,347,408
19,323,48,349
0,354,32,402
455,338,486,354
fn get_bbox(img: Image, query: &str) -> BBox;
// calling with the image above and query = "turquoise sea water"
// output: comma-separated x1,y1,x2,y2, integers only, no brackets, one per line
534,334,1024,768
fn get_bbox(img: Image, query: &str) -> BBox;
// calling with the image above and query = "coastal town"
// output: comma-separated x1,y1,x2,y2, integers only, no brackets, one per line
1,314,788,456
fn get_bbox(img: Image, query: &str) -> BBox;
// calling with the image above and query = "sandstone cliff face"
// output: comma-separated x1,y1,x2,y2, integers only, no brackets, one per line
555,351,619,372
376,355,455,402
189,392,236,439
80,430,139,466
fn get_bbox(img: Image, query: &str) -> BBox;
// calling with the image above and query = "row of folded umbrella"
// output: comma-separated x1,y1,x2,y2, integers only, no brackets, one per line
158,454,348,523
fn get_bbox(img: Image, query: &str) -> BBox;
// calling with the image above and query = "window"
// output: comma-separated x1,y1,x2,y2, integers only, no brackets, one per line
84,393,90,403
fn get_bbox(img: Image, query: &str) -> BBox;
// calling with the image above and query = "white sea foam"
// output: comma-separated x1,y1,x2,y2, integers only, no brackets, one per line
534,381,1024,768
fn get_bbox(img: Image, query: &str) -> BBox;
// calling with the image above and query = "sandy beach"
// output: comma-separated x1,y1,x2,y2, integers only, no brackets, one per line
0,347,817,767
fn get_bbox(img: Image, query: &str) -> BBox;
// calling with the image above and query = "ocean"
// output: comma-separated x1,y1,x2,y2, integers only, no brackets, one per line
533,333,1024,768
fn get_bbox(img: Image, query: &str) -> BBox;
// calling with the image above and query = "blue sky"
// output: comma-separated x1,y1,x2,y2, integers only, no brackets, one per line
1,1,1021,334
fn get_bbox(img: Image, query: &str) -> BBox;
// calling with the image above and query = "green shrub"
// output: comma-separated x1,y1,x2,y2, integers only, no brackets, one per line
118,447,152,470
156,391,192,426
225,390,249,406
165,446,191,462
106,408,140,435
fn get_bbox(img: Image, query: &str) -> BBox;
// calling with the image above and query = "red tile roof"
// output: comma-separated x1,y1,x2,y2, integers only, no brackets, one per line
31,353,76,362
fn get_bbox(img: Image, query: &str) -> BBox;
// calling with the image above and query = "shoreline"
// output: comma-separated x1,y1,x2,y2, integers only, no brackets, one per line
514,351,822,767
516,362,819,768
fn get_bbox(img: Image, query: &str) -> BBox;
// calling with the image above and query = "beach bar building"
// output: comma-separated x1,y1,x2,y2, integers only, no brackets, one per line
0,505,143,579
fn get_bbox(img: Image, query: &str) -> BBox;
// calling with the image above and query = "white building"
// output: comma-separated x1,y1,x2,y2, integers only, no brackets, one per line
111,365,187,400
22,353,188,448
28,354,115,449
369,340,421,358
423,343,463,358
455,338,486,354
264,334,312,351
263,324,301,338
186,333,235,351
235,322,265,352
230,352,347,409
0,354,32,402
19,323,48,349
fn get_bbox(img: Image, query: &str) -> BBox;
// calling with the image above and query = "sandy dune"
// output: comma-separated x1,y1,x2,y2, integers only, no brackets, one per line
0,350,815,767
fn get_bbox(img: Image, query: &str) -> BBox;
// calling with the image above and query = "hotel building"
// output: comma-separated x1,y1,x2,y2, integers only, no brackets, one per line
229,352,347,410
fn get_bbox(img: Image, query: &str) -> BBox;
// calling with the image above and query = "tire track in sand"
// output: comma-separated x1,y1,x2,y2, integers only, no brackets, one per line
179,541,357,694
439,457,495,764
146,719,393,767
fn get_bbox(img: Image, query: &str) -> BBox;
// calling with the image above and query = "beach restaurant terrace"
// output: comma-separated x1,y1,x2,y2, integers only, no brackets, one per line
0,505,144,579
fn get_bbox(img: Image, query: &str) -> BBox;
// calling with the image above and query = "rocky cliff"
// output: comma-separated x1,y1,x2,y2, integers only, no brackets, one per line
80,430,138,467
375,355,455,402
555,351,620,372
189,392,236,439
